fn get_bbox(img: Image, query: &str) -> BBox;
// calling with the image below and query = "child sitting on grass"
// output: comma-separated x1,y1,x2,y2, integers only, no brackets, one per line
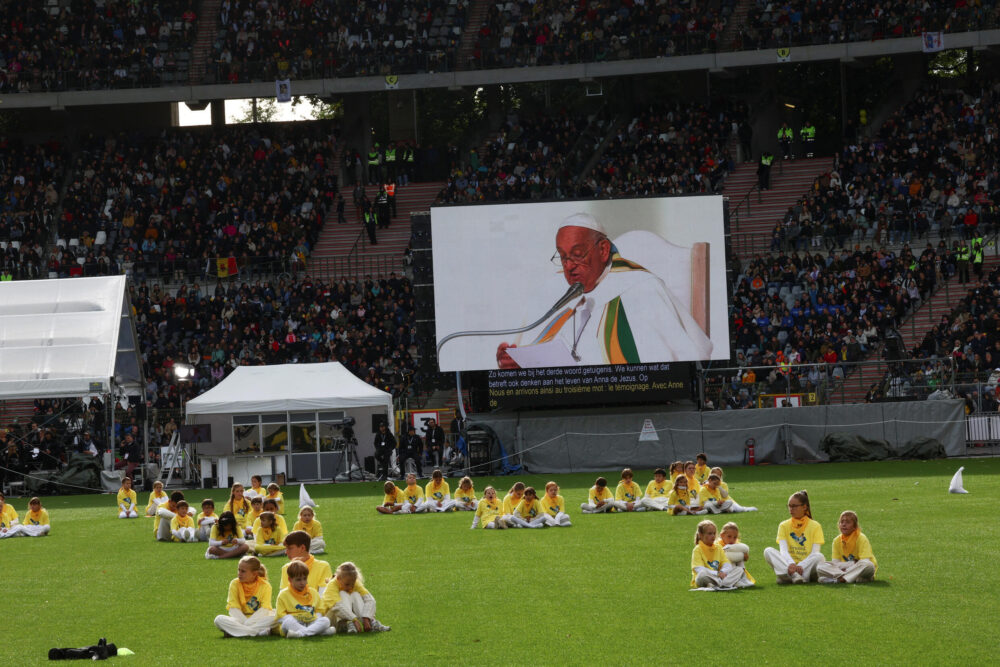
20,497,50,537
401,473,428,513
817,511,877,584
170,500,197,542
206,511,250,559
540,481,571,526
510,486,547,528
613,468,645,512
196,499,218,542
690,520,748,589
719,522,755,587
250,511,288,557
117,477,138,518
213,555,274,637
424,469,455,512
266,483,285,514
293,506,325,554
640,468,671,511
0,491,21,538
145,480,168,516
280,531,333,595
472,486,505,529
321,562,391,634
668,476,706,516
275,560,332,638
454,477,477,511
377,481,406,514
581,477,615,513
501,482,525,525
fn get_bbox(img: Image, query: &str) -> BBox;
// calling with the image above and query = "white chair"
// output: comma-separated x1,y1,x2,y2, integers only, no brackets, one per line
56,238,67,248
95,231,107,245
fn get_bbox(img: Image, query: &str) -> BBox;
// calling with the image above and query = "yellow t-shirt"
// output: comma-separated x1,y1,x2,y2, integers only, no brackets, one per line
0,503,18,529
382,486,405,505
293,518,323,539
475,498,501,527
588,486,614,506
513,498,543,520
502,493,523,515
275,586,321,625
684,474,699,491
403,484,425,505
698,485,724,506
171,513,195,531
252,515,288,536
319,579,370,614
690,541,730,587
645,479,669,498
196,511,218,527
425,480,451,502
266,491,285,514
280,555,333,592
832,531,878,574
694,464,710,484
247,507,263,525
209,524,242,546
776,517,825,563
117,489,137,511
256,523,288,546
540,493,566,517
23,508,49,526
245,485,266,500
614,481,641,503
224,498,253,530
145,490,168,514
226,576,273,614
454,486,477,505
667,488,694,507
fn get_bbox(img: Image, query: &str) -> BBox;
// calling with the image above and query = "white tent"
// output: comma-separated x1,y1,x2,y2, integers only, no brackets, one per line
186,362,393,417
0,275,143,399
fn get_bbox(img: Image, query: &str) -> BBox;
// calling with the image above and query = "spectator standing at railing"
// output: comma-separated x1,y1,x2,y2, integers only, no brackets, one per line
799,121,816,158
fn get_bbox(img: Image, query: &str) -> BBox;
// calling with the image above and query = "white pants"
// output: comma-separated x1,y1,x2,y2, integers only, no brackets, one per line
20,524,50,537
640,497,670,511
509,515,547,528
817,559,875,583
403,501,428,514
703,499,734,514
612,500,645,512
580,502,614,514
670,505,707,515
456,502,477,511
214,608,275,637
471,515,505,529
426,499,456,512
543,511,572,527
196,519,217,542
764,548,824,583
694,565,751,589
119,509,138,518
280,614,330,637
309,537,327,554
0,525,24,538
325,590,376,627
728,501,758,512
156,508,176,541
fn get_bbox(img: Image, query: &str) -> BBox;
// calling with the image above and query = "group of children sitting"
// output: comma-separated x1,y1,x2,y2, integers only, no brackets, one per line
122,475,327,561
377,471,572,529
0,490,50,538
213,531,390,638
587,456,758,515
688,491,877,590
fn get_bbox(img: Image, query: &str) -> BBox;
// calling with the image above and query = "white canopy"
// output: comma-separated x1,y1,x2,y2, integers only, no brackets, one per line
0,275,143,399
185,362,394,417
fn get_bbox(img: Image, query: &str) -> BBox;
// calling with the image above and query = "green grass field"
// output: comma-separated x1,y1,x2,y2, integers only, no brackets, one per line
3,458,998,665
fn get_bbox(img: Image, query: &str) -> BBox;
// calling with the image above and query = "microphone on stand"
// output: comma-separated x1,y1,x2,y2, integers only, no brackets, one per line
436,282,585,358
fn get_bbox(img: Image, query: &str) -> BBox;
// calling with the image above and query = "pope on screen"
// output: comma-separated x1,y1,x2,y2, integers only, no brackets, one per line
496,213,712,368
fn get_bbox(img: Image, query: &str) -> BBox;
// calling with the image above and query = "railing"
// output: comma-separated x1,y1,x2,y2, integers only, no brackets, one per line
701,357,956,409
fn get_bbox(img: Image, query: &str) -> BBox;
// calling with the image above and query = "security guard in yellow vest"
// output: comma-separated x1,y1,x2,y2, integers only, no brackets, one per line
368,144,381,185
955,239,970,284
777,123,794,160
971,235,985,280
758,151,774,190
800,121,816,157
384,142,397,184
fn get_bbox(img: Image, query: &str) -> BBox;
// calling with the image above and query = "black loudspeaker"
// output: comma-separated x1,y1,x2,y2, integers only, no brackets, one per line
411,212,431,249
371,413,389,433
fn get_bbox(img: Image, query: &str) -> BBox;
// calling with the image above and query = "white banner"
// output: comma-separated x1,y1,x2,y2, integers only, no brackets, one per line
922,32,944,53
275,79,291,103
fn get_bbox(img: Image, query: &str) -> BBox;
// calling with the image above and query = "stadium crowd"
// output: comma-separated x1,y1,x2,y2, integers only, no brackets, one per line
55,124,340,281
0,0,197,93
471,0,735,68
210,0,464,83
738,1,1000,50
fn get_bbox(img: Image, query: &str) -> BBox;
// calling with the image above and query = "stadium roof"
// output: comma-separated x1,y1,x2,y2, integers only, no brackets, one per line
0,275,144,399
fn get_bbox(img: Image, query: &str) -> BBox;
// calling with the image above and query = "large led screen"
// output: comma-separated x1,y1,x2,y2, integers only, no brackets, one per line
433,196,730,373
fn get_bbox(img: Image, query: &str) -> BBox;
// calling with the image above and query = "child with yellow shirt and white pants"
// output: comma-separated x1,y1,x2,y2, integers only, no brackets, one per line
213,555,275,637
321,562,390,633
763,490,825,583
293,506,326,554
510,487,547,528
817,511,877,584
20,497,50,537
612,468,645,512
581,477,615,514
275,560,332,637
424,469,455,512
540,481,571,526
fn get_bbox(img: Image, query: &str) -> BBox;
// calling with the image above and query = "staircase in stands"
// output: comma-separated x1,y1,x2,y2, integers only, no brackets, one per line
827,256,1000,404
308,182,444,281
722,157,831,256
189,0,222,85
456,0,491,71
720,0,754,50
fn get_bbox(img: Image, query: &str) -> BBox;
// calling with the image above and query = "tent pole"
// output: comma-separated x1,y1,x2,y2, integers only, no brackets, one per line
455,371,466,421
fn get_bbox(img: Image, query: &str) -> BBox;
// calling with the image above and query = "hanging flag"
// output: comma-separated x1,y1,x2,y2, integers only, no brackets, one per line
776,47,791,63
638,418,659,442
384,74,399,90
216,256,238,277
922,31,944,53
275,79,292,102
